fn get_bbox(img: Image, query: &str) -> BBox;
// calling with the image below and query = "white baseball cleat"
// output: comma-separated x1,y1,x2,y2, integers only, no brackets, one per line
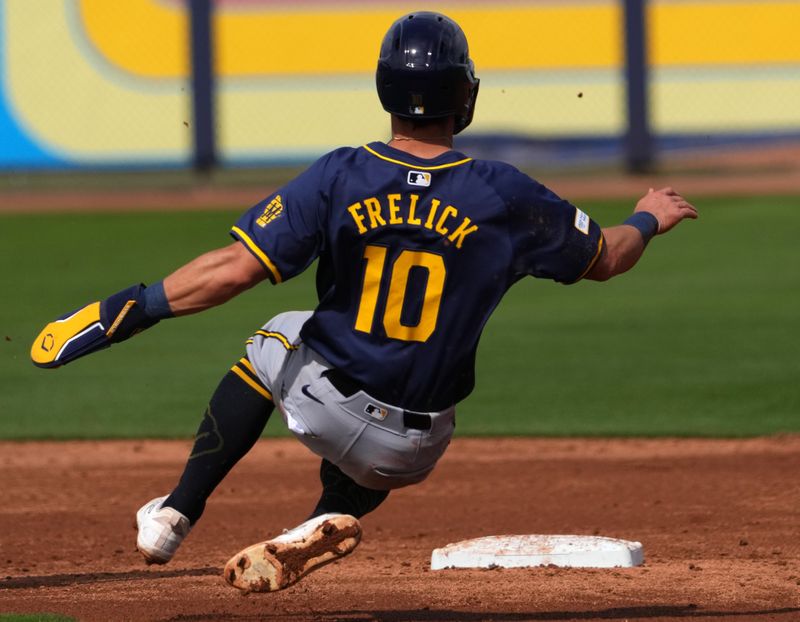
224,513,362,592
135,496,192,565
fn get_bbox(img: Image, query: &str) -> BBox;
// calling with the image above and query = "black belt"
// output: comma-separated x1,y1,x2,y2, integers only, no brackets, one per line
322,368,432,431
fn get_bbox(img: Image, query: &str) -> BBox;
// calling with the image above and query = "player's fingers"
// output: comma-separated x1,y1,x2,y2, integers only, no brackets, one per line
659,187,678,196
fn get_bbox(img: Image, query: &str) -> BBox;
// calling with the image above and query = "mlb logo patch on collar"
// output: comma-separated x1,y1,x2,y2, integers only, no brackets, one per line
407,171,431,187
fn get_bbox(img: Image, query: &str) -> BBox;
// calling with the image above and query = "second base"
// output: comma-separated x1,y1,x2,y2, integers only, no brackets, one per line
430,534,644,570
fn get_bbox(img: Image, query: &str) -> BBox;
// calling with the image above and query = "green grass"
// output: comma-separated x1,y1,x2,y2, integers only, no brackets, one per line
1,197,798,438
472,196,800,435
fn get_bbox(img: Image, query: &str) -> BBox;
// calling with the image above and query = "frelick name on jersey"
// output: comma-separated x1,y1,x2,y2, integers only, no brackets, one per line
346,193,478,249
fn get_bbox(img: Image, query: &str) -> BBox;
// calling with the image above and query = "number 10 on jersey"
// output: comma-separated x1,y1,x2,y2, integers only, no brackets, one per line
355,245,446,342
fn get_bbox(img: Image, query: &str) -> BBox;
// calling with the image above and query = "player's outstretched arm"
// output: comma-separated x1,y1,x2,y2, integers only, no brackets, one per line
31,242,267,368
585,187,697,281
162,242,267,315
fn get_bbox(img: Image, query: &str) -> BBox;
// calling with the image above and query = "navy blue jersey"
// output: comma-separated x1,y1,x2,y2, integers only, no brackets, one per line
232,141,603,411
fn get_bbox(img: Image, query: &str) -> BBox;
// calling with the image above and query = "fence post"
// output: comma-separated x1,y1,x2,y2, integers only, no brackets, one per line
623,0,654,173
190,0,216,172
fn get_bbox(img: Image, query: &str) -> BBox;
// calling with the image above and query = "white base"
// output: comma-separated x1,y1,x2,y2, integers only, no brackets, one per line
430,534,644,570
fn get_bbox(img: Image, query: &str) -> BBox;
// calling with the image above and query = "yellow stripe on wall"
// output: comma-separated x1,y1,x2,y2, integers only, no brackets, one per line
215,4,620,75
79,1,619,77
78,1,800,80
651,2,800,66
78,0,188,77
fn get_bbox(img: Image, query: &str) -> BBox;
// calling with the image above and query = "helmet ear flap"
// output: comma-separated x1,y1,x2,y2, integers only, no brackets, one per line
454,73,480,135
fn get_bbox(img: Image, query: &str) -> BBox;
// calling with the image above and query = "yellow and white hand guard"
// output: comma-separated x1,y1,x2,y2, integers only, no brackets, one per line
31,283,162,369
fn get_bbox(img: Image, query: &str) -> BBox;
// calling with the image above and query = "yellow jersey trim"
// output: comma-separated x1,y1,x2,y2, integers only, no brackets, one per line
575,235,605,282
252,330,298,351
230,365,273,400
363,145,472,171
231,226,283,283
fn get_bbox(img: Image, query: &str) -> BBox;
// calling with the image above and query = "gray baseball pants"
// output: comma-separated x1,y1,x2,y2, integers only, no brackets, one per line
246,311,456,491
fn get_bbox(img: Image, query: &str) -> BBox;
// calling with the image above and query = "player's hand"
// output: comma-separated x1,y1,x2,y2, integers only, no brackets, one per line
635,187,698,235
31,284,160,368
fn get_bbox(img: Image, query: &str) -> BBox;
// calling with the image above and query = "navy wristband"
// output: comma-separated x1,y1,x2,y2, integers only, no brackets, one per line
623,212,659,245
142,280,174,319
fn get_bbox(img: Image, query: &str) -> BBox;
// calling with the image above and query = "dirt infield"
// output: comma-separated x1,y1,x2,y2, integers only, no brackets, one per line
1,140,799,214
1,437,798,621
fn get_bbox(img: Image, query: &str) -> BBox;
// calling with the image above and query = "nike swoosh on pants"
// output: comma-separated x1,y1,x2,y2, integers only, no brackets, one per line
301,384,324,405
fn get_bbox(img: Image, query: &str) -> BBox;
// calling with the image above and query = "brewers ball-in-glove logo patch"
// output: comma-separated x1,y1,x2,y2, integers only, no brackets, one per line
256,195,285,228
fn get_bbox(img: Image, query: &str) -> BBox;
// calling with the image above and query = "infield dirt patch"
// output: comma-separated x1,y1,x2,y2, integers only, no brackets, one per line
1,437,798,621
2,140,799,214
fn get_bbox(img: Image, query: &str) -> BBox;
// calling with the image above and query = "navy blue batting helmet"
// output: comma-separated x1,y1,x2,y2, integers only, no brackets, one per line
376,12,480,135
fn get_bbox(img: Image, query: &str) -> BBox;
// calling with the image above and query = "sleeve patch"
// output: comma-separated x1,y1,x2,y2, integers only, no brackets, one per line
574,208,590,235
256,195,284,228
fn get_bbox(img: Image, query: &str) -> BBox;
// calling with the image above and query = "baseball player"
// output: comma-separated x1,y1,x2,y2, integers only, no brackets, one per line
31,11,697,592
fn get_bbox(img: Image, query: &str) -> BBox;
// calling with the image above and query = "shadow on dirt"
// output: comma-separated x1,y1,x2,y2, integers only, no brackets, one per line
0,567,221,590
162,606,800,621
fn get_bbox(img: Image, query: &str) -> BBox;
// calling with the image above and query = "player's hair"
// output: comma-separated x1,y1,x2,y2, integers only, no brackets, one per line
376,12,480,135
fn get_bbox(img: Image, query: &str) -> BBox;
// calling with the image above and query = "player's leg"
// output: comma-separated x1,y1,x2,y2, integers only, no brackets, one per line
223,311,371,591
136,357,273,564
309,458,389,519
221,464,384,594
165,357,273,522
137,312,307,565
223,342,455,592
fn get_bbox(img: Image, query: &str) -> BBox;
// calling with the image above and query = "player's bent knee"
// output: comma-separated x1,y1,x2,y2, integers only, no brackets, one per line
358,462,439,491
229,356,274,402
